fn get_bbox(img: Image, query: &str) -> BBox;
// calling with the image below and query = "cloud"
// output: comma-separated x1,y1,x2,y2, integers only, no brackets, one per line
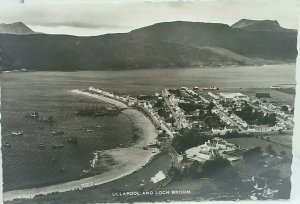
0,0,298,36
30,21,128,29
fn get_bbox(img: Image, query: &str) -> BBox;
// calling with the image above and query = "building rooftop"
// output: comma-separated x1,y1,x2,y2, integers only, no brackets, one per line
219,92,247,98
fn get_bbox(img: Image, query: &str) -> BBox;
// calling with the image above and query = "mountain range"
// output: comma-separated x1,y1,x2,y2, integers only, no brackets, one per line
0,22,34,35
0,19,297,71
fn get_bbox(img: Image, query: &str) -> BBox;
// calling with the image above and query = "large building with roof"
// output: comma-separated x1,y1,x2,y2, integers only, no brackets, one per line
219,92,248,102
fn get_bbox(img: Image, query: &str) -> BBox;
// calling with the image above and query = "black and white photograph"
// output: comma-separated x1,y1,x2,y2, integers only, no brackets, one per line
0,0,298,203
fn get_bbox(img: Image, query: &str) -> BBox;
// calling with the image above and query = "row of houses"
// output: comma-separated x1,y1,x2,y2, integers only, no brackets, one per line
88,87,138,106
142,99,175,137
211,126,234,135
246,124,284,132
165,89,191,129
181,87,198,97
211,107,247,130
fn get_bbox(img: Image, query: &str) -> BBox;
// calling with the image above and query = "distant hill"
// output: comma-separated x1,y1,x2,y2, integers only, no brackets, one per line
231,19,296,32
0,20,297,71
0,22,34,35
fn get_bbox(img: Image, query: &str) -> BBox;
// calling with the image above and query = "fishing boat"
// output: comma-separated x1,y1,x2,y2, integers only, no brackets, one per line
25,111,39,119
52,131,64,136
68,137,78,144
38,143,45,148
52,144,64,149
4,142,11,147
30,112,39,118
11,131,23,136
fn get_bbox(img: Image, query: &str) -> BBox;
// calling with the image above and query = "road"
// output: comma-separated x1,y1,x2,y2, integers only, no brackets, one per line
197,91,245,131
162,89,182,129
215,107,245,131
139,106,174,138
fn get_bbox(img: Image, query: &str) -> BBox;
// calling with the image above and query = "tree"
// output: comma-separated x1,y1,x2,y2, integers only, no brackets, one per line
171,129,209,153
201,157,231,176
207,102,215,110
281,105,288,112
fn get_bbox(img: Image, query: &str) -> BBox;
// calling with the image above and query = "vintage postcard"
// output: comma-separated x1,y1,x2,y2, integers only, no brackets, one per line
0,0,298,203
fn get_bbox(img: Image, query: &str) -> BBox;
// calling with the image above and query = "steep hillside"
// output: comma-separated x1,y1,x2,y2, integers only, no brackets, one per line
0,22,34,35
0,21,297,71
231,19,296,32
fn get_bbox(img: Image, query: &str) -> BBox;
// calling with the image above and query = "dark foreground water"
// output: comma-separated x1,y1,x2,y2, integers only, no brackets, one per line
0,64,296,191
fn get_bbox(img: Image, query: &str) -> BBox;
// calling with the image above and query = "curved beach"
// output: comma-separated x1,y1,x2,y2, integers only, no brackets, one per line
3,90,158,202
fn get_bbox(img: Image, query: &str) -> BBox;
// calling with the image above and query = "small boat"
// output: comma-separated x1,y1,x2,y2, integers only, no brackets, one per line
96,125,102,128
52,131,64,136
86,129,94,132
52,144,64,149
38,143,45,148
30,112,39,118
39,115,54,123
60,168,65,171
11,131,23,136
25,112,39,119
68,137,78,144
4,142,11,147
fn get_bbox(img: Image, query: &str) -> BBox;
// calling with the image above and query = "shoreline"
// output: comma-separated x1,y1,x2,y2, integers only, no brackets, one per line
1,63,296,74
3,90,159,202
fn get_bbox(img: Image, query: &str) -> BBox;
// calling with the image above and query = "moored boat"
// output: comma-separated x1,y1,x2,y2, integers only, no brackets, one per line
11,131,23,136
52,144,64,149
68,137,78,144
52,131,64,136
25,111,39,119
30,112,39,118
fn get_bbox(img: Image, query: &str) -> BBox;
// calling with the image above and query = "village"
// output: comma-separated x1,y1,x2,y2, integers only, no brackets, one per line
87,85,293,136
86,86,294,200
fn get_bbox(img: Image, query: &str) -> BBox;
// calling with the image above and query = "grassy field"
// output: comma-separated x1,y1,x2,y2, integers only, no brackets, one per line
227,136,292,180
227,136,292,157
274,88,295,95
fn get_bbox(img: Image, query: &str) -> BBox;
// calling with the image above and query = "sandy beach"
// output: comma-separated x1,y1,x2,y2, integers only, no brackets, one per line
3,90,158,202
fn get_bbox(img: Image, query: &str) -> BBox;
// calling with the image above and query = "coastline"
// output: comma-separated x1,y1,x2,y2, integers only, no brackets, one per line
3,90,159,202
1,62,296,73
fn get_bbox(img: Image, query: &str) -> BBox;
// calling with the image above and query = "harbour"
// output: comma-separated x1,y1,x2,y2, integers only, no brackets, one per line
1,64,296,201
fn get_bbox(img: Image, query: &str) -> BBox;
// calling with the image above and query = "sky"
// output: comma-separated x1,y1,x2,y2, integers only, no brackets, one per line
0,0,298,36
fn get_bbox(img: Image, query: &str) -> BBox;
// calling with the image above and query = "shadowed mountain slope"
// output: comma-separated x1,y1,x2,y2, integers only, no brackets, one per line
0,20,297,71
